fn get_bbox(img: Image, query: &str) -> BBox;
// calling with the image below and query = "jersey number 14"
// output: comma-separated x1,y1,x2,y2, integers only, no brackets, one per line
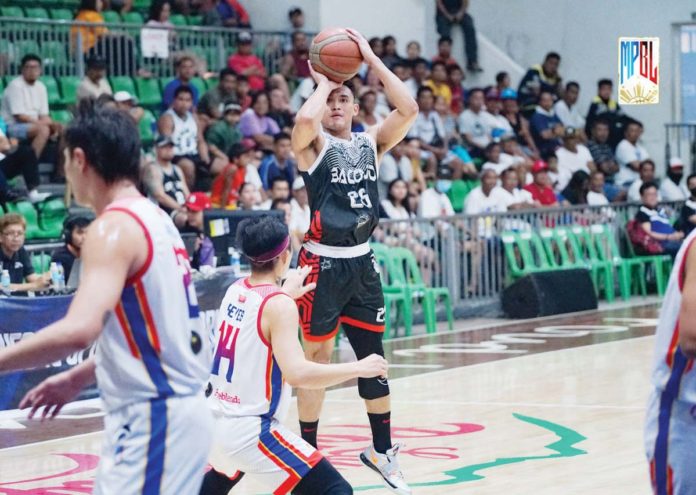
348,188,372,209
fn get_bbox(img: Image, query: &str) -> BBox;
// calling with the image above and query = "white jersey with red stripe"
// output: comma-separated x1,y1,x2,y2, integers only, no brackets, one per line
207,278,292,419
650,228,696,404
96,197,210,412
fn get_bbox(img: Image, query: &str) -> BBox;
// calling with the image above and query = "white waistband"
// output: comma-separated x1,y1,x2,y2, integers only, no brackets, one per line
302,241,371,258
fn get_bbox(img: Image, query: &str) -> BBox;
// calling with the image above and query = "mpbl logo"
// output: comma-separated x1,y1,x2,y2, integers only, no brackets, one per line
618,37,659,104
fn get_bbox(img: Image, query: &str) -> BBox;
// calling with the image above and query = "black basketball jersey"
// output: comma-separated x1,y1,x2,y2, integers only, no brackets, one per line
301,132,380,247
162,165,186,212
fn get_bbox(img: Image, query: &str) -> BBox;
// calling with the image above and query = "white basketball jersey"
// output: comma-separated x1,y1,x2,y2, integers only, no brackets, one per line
165,108,198,156
208,278,292,418
650,229,696,403
96,197,209,412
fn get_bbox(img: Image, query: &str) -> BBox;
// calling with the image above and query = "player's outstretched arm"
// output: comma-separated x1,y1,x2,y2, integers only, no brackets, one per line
292,62,340,171
345,28,418,158
679,241,696,358
266,296,388,388
0,212,146,373
19,358,97,421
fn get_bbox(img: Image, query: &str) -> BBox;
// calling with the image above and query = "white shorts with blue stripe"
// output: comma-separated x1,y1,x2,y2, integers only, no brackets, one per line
95,393,213,495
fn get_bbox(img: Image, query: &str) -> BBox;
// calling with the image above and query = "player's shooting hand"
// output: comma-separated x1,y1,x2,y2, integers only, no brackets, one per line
19,370,82,421
281,265,316,300
357,353,389,379
344,28,379,66
307,61,342,91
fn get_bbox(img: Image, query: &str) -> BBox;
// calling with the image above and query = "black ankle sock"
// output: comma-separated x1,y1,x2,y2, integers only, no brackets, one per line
299,420,319,448
368,412,392,454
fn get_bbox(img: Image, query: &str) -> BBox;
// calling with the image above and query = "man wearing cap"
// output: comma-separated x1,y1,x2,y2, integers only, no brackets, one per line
660,157,688,202
181,192,215,270
210,139,260,208
555,127,595,191
227,32,267,92
114,90,144,125
205,102,243,161
76,57,112,103
524,160,559,206
143,135,191,227
162,55,200,111
259,132,295,191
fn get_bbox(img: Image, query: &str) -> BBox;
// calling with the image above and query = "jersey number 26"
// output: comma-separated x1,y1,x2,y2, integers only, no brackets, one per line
348,188,372,209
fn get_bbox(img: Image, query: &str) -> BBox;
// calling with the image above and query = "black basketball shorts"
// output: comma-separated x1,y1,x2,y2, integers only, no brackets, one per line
296,248,386,342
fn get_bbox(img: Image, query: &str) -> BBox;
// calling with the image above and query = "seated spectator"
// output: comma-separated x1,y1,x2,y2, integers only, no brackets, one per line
228,31,266,92
500,135,533,176
679,174,696,236
71,0,108,55
237,182,261,210
51,215,92,288
425,62,453,106
432,35,457,67
271,197,292,226
259,133,295,191
404,58,429,98
418,166,456,218
485,88,514,139
114,91,144,124
200,0,223,26
434,96,458,143
555,127,595,191
261,177,290,210
587,171,610,205
289,177,310,250
268,87,294,134
158,86,226,189
0,213,49,295
280,31,311,83
353,91,385,132
0,127,46,203
76,56,112,103
561,170,590,205
615,120,649,188
448,64,466,115
501,89,539,158
142,136,190,225
482,142,515,176
628,159,659,203
162,55,200,110
216,0,251,28
403,137,428,191
465,168,509,216
587,118,623,201
379,139,413,200
236,74,252,111
457,88,496,158
529,90,564,158
499,167,537,210
205,102,242,162
495,71,511,93
585,78,627,148
210,139,262,208
406,40,422,61
517,52,562,117
660,157,687,202
434,1,481,72
239,92,280,151
198,68,239,123
1,55,61,160
634,182,683,256
524,160,559,206
380,35,403,69
554,81,586,137
180,192,215,270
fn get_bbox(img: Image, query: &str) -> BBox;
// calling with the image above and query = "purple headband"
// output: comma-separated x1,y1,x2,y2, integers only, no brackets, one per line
248,235,290,263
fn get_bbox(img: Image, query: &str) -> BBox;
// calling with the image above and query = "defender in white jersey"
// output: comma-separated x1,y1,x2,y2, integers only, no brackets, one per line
645,228,696,495
200,215,388,495
2,103,213,494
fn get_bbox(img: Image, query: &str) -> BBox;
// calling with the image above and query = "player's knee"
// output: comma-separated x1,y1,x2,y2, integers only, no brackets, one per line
358,376,389,400
304,339,334,364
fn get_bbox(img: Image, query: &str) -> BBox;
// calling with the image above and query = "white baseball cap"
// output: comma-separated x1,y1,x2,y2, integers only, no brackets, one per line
114,90,137,103
292,177,305,190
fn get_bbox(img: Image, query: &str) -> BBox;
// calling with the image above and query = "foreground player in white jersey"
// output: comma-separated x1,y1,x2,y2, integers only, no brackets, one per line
645,229,696,495
200,215,388,495
2,102,213,494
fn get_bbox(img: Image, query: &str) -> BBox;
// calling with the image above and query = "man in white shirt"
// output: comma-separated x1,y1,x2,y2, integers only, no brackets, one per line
499,167,537,209
659,157,687,202
457,88,496,157
555,127,595,191
1,54,60,159
628,159,661,203
465,168,510,238
418,168,455,219
289,176,310,252
615,120,649,187
553,81,586,136
481,142,514,176
587,171,610,205
378,139,413,200
76,56,112,103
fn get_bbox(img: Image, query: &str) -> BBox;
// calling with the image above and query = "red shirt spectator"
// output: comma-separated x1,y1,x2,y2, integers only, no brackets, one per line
524,160,559,206
210,140,257,208
227,31,266,92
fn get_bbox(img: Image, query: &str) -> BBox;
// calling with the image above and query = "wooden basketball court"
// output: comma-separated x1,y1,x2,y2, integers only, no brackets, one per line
0,302,658,494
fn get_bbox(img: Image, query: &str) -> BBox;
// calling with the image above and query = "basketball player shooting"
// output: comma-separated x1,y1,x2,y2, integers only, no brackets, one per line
291,28,418,494
0,103,214,494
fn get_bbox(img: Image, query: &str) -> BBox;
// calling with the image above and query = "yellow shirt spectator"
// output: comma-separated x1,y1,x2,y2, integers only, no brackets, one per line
71,10,108,53
425,79,452,107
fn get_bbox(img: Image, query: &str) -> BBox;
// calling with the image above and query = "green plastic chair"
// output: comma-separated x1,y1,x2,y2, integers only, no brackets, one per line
189,77,207,96
588,224,647,299
40,75,62,106
390,246,454,334
50,109,73,125
138,109,157,147
169,13,186,26
134,76,162,108
110,76,137,96
446,179,470,213
14,40,41,60
3,201,48,240
158,76,175,93
102,10,121,23
24,7,49,19
621,223,672,296
501,230,552,281
40,41,69,73
559,226,615,302
133,0,152,10
36,197,67,238
371,243,410,338
205,77,219,90
121,11,143,24
58,76,81,106
49,8,74,20
31,252,52,274
186,14,202,25
538,227,585,270
0,6,25,17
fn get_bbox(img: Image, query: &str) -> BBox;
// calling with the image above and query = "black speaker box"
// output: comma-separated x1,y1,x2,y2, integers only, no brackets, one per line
501,269,598,319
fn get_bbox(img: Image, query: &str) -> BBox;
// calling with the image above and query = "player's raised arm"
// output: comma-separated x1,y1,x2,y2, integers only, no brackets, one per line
0,212,146,373
292,63,341,171
345,28,419,158
679,242,696,358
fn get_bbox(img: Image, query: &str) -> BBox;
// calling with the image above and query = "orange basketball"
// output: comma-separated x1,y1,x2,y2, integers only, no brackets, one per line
309,27,363,83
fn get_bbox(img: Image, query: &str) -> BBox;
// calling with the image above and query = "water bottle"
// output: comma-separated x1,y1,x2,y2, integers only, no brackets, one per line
1,269,11,295
228,247,241,276
56,262,66,292
50,262,60,292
